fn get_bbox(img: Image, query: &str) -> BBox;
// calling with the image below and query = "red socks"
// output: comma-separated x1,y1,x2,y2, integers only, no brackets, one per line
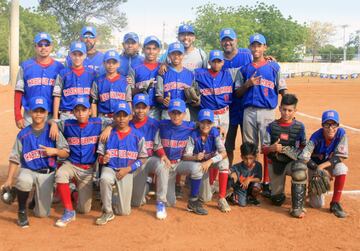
218,172,228,199
331,175,346,203
209,168,219,185
263,154,270,183
57,183,73,211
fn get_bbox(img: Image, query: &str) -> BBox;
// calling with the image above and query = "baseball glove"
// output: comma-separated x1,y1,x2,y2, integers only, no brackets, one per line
308,170,331,196
280,146,302,161
184,87,201,106
1,186,17,205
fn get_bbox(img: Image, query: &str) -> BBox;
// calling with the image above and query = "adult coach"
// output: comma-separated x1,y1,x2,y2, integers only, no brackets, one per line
119,32,144,76
14,32,64,128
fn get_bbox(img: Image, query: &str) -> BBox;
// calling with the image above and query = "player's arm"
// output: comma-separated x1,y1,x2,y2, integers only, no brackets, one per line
14,67,25,129
200,134,228,172
40,130,69,159
99,118,115,143
235,70,261,98
318,134,348,170
182,136,204,161
153,130,171,168
52,74,63,120
276,70,287,96
261,126,281,154
155,75,169,107
3,138,23,187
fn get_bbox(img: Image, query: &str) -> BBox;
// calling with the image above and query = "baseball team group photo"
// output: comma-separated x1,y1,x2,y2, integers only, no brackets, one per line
0,0,359,250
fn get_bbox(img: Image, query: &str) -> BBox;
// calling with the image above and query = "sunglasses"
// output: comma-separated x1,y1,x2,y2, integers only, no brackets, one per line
322,123,339,129
82,34,95,39
37,41,51,47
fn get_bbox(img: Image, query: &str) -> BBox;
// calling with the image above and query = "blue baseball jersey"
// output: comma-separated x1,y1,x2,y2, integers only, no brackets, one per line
66,51,105,75
91,74,131,114
132,63,160,107
118,53,144,76
99,127,147,170
231,161,263,180
158,120,195,161
53,67,96,111
239,61,286,109
223,48,252,125
195,68,233,110
130,117,159,157
15,58,64,112
63,118,103,164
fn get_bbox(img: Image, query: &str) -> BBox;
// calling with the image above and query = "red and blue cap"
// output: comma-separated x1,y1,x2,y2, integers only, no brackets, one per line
29,96,49,111
249,33,266,45
322,110,339,124
70,41,87,54
133,93,149,107
220,28,237,41
81,26,97,38
198,109,214,123
168,42,184,54
123,32,139,43
34,32,52,44
115,101,131,115
104,50,120,62
73,97,90,109
209,50,224,62
143,35,161,48
168,98,186,113
178,24,195,34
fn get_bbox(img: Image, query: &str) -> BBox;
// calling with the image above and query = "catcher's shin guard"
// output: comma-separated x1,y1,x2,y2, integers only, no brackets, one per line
290,183,306,218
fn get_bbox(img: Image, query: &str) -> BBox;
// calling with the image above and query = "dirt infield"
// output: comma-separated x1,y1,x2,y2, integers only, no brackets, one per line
0,78,359,250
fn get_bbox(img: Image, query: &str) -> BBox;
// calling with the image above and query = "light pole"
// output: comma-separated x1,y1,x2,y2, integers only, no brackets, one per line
9,0,19,87
341,24,348,62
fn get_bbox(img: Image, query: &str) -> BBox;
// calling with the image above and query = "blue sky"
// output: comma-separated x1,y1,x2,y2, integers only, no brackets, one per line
21,0,359,46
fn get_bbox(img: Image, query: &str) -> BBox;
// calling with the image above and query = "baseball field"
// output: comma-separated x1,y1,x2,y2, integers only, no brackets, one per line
0,77,359,250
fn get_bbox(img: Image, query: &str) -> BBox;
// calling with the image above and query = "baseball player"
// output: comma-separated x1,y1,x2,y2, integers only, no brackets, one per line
14,32,64,128
128,36,162,120
91,50,132,118
182,109,230,212
53,41,96,121
119,32,144,76
49,97,112,227
96,101,147,225
2,96,69,228
227,142,262,207
65,26,105,75
151,99,205,219
262,94,307,218
155,42,194,121
298,110,348,218
235,33,287,197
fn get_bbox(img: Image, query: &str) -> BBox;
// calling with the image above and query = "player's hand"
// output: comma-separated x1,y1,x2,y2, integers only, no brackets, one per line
246,71,261,87
163,96,171,107
240,178,251,189
265,55,277,62
99,126,112,143
2,179,13,189
201,159,213,173
116,167,131,180
39,145,58,156
230,172,238,183
49,121,59,141
126,76,134,86
270,139,282,153
196,151,205,161
216,126,226,140
161,155,172,168
158,64,168,75
16,119,25,129
102,152,110,164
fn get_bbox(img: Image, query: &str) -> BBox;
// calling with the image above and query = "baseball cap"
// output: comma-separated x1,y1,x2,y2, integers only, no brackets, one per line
73,97,90,110
70,41,86,54
81,26,97,38
249,33,267,45
34,32,52,44
178,24,195,34
103,50,120,62
198,109,214,123
114,101,131,115
168,99,186,113
220,28,237,41
29,96,49,111
209,50,224,62
143,35,162,48
168,42,184,54
123,32,139,43
322,110,339,124
133,93,150,107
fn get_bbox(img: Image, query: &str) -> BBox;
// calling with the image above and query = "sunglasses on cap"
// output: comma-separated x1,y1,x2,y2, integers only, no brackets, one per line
36,41,51,47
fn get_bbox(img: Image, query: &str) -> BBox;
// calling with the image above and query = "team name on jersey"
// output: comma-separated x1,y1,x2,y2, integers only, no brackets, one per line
63,87,91,96
163,82,189,92
67,136,99,145
99,91,126,102
24,149,47,162
107,149,138,160
200,86,232,96
161,139,188,148
27,78,55,87
257,79,275,89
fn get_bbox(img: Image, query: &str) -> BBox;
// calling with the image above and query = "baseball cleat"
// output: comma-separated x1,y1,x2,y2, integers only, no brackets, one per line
175,185,183,199
17,210,29,228
55,209,76,227
218,198,231,213
330,202,347,218
96,212,115,225
187,199,208,215
156,201,167,220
